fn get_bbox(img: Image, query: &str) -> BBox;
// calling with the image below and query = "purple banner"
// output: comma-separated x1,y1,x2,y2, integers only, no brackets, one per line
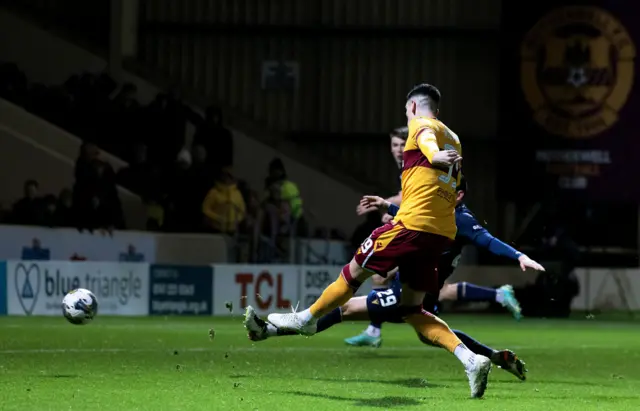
499,1,639,201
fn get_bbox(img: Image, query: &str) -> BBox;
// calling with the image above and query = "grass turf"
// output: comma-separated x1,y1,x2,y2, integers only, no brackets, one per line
0,314,638,411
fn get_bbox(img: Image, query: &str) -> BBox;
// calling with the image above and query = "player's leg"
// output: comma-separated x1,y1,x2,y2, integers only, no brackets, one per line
265,256,373,335
439,282,522,320
399,284,491,398
452,329,527,381
412,322,527,382
267,223,401,334
244,297,371,340
398,234,491,398
345,274,388,346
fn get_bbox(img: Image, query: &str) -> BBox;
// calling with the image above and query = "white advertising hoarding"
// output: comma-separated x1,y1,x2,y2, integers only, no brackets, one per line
7,261,149,316
212,265,300,316
0,225,155,262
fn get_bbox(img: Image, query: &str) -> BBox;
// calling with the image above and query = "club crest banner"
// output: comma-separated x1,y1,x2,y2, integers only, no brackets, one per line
499,1,639,200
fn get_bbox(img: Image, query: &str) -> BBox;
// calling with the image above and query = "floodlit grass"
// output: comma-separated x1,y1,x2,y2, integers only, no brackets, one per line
0,314,638,410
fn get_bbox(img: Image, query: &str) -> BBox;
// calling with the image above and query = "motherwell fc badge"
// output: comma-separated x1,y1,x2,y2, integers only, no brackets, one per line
521,6,636,139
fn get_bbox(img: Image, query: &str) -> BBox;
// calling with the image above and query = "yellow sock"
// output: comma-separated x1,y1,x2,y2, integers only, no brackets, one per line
405,312,462,353
309,275,354,318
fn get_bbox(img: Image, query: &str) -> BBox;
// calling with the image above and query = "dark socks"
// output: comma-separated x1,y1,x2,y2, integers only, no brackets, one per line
317,307,343,332
457,282,497,302
452,329,495,358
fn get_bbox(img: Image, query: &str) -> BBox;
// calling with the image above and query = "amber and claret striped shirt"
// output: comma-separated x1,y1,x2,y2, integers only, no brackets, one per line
394,116,462,240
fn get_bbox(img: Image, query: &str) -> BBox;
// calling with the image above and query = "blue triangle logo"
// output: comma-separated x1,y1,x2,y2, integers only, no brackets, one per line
21,277,34,299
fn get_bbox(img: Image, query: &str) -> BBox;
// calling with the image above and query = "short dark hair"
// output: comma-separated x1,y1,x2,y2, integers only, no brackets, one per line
406,83,441,113
390,126,408,141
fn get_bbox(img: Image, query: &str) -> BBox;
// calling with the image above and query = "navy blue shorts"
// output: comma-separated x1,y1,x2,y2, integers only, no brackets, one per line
366,282,404,324
366,269,454,324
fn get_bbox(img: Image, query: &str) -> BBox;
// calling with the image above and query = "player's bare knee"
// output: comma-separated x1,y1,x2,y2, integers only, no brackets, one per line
347,258,373,283
348,258,364,277
341,296,368,320
341,301,356,317
438,283,458,301
340,302,352,317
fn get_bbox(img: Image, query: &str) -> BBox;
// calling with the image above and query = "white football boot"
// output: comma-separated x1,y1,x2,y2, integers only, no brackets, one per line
243,306,268,341
466,355,492,398
267,308,317,336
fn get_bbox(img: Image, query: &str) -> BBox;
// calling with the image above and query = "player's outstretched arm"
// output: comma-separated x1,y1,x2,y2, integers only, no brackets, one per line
457,213,545,272
359,195,392,213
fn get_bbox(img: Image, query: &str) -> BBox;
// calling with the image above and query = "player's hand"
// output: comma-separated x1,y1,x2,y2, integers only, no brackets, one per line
360,195,389,212
432,150,462,167
356,203,377,215
518,255,545,272
381,213,393,223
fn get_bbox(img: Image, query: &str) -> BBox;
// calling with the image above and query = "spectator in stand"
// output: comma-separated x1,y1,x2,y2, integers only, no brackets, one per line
73,144,125,232
117,143,153,197
145,92,187,166
263,158,303,233
141,164,168,231
188,144,213,199
92,159,125,231
237,180,260,235
109,82,142,158
39,195,58,227
11,180,43,225
174,144,215,231
202,167,246,234
74,142,100,187
163,148,194,232
145,197,165,231
191,105,233,168
54,189,74,227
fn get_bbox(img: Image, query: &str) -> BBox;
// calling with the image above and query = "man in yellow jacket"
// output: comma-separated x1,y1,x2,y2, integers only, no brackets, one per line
202,167,246,234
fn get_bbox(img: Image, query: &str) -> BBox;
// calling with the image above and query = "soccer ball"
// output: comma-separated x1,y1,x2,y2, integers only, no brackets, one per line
61,288,98,325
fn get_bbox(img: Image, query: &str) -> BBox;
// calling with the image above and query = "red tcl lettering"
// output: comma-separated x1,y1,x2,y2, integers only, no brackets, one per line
235,271,291,310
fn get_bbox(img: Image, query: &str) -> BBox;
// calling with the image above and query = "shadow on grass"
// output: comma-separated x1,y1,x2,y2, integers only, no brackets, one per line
349,352,413,360
496,379,615,387
305,377,445,389
287,391,422,408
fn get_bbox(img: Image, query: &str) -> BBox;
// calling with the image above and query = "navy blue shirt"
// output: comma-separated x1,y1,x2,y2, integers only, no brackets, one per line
378,201,524,317
438,203,484,280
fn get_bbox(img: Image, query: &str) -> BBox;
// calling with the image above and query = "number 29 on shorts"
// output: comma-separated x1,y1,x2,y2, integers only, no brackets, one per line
376,289,397,307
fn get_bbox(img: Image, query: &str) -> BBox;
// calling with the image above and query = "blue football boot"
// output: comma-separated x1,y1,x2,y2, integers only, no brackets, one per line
344,332,382,348
499,285,522,321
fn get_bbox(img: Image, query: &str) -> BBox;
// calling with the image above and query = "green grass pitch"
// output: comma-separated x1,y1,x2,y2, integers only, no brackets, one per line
0,314,638,410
